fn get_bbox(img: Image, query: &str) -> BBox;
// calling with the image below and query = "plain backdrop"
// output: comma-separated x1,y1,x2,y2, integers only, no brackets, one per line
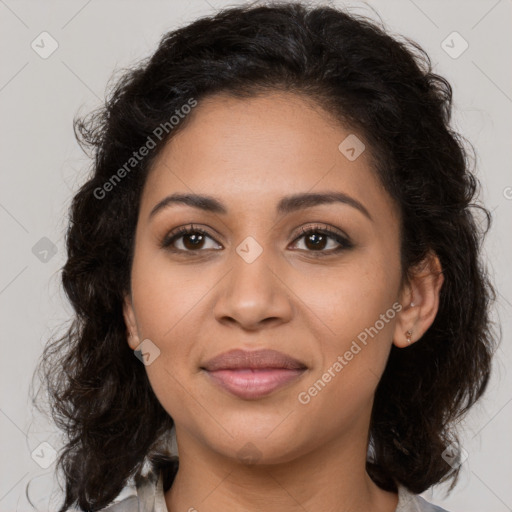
0,0,511,511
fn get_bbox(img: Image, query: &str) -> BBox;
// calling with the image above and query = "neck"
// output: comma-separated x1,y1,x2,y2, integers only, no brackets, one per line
164,427,398,512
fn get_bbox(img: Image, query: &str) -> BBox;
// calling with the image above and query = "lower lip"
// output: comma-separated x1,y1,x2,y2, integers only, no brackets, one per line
204,368,306,399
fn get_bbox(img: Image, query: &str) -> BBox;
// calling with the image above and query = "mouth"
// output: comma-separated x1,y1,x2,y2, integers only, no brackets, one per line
200,349,308,400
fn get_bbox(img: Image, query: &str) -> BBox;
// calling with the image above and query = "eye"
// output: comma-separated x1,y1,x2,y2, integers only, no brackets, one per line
160,225,222,254
289,224,352,255
160,223,352,256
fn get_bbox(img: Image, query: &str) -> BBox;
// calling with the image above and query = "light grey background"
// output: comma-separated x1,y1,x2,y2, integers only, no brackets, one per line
1,0,511,511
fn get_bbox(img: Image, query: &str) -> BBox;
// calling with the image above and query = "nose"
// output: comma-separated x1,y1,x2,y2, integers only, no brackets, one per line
212,246,294,331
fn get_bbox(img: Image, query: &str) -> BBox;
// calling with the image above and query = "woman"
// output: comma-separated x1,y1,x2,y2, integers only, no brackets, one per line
34,1,497,511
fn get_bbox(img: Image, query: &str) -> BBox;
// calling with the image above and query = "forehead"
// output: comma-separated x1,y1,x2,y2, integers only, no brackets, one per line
140,91,398,224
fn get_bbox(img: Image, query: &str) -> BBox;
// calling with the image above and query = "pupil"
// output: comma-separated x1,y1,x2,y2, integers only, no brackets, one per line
306,232,326,250
184,233,203,250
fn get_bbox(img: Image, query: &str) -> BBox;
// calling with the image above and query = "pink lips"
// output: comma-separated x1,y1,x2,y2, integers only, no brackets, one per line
201,349,307,400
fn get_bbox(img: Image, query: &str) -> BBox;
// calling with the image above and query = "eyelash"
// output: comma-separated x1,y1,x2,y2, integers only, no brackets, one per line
160,223,353,257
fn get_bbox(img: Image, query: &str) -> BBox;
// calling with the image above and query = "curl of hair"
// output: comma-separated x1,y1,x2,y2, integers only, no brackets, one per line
31,1,498,510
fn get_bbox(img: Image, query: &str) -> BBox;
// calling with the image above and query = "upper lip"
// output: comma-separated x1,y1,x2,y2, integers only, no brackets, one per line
201,349,307,371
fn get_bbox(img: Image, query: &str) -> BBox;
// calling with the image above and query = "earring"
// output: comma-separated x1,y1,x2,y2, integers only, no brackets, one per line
410,302,415,307
406,330,413,345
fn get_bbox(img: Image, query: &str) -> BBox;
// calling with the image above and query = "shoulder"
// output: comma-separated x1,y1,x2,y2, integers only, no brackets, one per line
67,471,165,512
64,488,142,512
396,485,452,512
92,495,140,512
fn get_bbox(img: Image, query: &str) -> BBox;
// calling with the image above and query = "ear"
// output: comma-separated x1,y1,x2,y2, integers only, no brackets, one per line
393,251,444,348
123,293,141,350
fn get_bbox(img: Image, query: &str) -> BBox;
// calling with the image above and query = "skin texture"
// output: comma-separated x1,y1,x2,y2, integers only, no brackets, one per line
123,91,444,512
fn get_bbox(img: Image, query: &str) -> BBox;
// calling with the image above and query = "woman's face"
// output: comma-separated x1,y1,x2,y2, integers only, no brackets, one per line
124,91,409,464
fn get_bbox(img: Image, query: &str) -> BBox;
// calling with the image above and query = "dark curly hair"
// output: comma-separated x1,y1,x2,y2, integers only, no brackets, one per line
31,1,498,510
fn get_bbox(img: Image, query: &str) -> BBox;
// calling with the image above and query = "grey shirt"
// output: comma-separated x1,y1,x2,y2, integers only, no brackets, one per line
90,470,451,512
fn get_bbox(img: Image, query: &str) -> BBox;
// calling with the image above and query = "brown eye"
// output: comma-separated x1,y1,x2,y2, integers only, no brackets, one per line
161,226,222,253
303,231,329,250
181,231,206,250
290,225,352,254
161,223,352,257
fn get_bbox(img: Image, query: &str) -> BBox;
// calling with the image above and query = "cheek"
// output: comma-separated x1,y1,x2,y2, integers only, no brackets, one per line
130,243,216,340
293,254,400,406
128,254,204,418
295,305,397,437
291,251,400,342
140,316,201,427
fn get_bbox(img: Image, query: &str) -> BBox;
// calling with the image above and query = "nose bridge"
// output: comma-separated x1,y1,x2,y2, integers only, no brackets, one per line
233,234,275,290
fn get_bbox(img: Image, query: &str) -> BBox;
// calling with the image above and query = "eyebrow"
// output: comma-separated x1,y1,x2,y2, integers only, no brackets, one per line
148,191,372,221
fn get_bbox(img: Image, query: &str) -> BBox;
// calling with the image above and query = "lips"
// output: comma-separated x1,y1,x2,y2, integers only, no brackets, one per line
201,349,307,400
202,348,307,371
